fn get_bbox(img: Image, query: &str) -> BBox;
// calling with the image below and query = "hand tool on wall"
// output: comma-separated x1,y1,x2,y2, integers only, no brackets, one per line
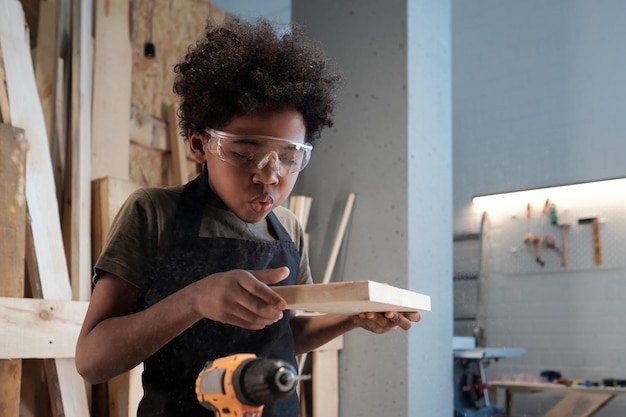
578,217,602,265
196,353,299,417
523,233,545,266
560,224,570,267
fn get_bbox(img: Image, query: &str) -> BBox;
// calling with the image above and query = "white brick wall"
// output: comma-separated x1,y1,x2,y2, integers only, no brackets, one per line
453,1,626,415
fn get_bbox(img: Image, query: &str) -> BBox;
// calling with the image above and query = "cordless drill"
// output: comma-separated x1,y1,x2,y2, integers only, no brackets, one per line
196,353,299,417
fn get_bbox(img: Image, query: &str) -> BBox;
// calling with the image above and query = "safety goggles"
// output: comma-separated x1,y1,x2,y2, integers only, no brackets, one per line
205,128,313,176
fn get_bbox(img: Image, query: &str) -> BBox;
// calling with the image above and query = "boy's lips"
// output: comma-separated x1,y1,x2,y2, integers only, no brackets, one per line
250,195,275,213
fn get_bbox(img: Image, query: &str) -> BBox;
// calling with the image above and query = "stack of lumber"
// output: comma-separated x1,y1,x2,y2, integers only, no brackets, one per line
0,1,90,417
0,1,223,416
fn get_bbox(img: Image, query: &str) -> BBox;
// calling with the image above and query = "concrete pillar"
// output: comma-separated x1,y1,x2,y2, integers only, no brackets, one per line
292,1,452,415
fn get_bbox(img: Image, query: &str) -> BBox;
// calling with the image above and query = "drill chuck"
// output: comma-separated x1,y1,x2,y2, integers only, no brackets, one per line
196,353,299,416
234,357,298,405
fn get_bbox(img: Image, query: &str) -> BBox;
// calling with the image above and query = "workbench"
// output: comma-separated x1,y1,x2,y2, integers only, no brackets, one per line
489,380,626,417
453,336,525,417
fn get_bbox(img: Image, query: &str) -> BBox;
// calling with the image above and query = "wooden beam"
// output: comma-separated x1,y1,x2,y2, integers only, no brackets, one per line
166,103,190,185
312,349,340,417
1,0,71,300
0,48,10,124
69,0,93,302
544,392,614,417
91,176,141,260
322,193,356,284
0,123,26,417
0,297,88,359
91,175,143,417
25,220,69,417
91,0,132,181
0,124,26,296
273,281,431,314
34,1,58,146
0,2,90,416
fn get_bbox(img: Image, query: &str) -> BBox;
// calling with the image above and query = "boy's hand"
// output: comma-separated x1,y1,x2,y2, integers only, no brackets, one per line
351,311,421,333
191,267,289,330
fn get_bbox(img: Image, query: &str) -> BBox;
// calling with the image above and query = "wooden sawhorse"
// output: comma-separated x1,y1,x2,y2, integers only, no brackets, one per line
490,381,626,417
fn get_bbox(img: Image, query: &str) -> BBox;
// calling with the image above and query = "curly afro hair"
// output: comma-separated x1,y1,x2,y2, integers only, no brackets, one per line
173,16,342,145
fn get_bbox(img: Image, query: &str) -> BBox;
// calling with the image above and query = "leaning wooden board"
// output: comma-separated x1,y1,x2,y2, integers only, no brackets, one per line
273,281,431,314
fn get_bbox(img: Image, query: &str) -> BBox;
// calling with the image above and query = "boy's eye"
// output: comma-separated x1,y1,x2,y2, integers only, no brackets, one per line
279,155,299,166
233,152,253,160
279,149,301,166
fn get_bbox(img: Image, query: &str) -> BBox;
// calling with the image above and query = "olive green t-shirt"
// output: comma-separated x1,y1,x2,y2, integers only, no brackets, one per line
94,185,312,289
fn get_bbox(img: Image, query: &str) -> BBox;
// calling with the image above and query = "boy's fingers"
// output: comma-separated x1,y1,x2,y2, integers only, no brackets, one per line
245,267,290,309
249,267,290,285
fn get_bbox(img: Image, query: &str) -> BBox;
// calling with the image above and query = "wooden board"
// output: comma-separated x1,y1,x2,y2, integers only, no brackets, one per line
166,103,191,185
91,0,132,181
1,0,71,300
0,2,90,416
34,1,58,145
0,47,10,124
0,297,88,359
69,0,93,302
0,123,26,417
312,336,343,417
543,392,613,417
92,176,141,260
273,281,431,314
91,175,143,417
0,124,26,297
490,381,626,417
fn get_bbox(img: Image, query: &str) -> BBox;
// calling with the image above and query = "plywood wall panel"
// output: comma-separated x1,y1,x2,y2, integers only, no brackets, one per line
131,0,226,117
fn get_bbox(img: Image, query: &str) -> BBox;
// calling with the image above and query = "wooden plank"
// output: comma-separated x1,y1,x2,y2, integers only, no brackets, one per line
0,124,27,296
312,349,339,417
0,123,26,417
0,2,90,416
490,381,626,396
92,177,141,260
273,281,431,314
91,175,143,417
166,103,190,185
322,193,355,284
34,1,58,146
69,0,93,302
0,297,88,359
0,359,21,417
543,392,614,417
20,359,54,417
107,367,147,417
0,47,11,124
91,0,132,181
1,0,71,300
25,220,66,417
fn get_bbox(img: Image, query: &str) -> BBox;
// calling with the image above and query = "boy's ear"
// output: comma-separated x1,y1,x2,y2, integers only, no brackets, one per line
188,130,207,164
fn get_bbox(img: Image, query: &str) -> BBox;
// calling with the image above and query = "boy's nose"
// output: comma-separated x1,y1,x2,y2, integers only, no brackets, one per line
256,151,281,172
253,151,280,184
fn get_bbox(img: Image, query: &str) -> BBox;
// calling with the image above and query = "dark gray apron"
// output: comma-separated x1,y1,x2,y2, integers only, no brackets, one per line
136,168,300,417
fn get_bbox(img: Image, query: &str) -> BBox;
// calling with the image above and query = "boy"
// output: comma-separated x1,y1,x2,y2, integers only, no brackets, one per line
76,17,420,417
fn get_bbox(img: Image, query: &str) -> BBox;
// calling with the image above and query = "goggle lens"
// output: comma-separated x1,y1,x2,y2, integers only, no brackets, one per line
206,129,312,176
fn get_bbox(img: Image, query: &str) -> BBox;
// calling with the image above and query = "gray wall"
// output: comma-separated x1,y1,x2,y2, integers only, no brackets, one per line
293,1,452,416
453,1,626,416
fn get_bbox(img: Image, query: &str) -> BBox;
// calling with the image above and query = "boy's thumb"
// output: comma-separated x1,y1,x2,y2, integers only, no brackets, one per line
250,266,290,285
